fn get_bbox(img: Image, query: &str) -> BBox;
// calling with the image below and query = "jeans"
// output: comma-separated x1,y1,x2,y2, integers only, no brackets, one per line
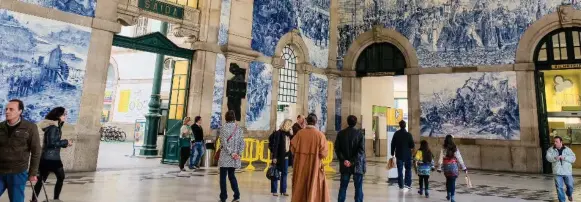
0,171,28,202
446,176,457,200
179,147,191,170
189,142,205,168
418,175,429,195
396,159,412,188
338,173,364,202
33,167,65,201
555,175,574,202
219,167,240,201
270,159,288,194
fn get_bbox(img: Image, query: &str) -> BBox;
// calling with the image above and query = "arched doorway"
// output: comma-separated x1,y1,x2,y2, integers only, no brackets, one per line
355,42,407,158
534,28,581,173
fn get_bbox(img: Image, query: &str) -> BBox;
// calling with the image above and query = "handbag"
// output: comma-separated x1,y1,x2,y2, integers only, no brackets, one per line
214,125,237,161
266,165,280,180
387,157,396,170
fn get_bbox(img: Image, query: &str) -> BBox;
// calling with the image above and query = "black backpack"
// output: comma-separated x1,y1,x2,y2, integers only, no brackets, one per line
268,130,277,153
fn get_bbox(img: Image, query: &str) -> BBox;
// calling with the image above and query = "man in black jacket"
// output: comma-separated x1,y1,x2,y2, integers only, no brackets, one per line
189,116,205,169
391,120,415,190
335,115,365,202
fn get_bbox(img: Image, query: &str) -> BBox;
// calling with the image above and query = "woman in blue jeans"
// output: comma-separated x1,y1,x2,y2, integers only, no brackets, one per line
268,119,293,196
217,111,245,202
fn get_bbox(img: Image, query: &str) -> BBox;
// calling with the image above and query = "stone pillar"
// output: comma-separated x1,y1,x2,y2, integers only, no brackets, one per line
270,58,284,130
407,73,421,142
296,63,310,116
326,74,338,138
327,0,339,69
515,63,542,173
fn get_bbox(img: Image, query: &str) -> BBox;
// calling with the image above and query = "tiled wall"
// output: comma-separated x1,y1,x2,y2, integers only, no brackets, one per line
419,72,520,140
245,61,273,130
21,0,96,17
0,10,91,123
336,0,580,69
308,73,328,131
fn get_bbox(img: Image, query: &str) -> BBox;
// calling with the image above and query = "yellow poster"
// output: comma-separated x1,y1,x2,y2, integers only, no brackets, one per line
117,90,131,112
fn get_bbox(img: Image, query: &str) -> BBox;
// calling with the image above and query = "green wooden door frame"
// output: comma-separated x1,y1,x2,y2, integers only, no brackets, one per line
111,32,194,164
112,32,194,60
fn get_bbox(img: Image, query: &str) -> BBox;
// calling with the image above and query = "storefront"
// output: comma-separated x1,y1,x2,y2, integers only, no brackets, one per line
534,27,581,171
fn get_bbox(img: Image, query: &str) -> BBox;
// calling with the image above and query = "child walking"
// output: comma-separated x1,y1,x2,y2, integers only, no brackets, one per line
437,135,467,202
414,140,434,198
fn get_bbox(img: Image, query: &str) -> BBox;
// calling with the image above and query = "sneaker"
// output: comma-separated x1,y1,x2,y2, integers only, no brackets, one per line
272,193,279,196
417,190,423,195
569,196,573,201
281,193,289,196
403,187,409,192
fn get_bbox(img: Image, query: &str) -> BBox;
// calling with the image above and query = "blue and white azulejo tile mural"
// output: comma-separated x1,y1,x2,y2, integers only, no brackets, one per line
0,10,91,123
218,0,232,46
211,54,226,129
251,0,330,68
419,72,520,140
308,73,328,132
335,78,342,131
246,62,273,131
21,0,96,17
337,0,578,69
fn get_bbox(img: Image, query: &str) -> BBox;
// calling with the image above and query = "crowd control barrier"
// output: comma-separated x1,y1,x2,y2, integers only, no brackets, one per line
258,140,272,172
241,138,259,171
322,141,336,173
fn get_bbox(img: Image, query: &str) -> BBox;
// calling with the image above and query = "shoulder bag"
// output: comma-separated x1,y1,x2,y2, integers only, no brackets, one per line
214,125,237,161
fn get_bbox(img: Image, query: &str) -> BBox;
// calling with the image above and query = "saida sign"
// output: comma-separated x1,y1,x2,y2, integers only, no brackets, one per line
138,0,184,19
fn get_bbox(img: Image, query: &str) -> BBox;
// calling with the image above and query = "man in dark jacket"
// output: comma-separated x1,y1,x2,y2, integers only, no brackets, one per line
291,115,305,137
189,116,205,169
0,99,41,202
391,120,415,190
335,115,365,202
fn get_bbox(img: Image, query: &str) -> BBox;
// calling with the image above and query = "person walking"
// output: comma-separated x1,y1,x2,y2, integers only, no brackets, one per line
189,116,205,169
268,119,293,197
0,99,41,202
437,135,467,202
414,140,434,198
390,120,415,190
335,115,366,202
290,113,329,202
32,107,73,202
546,136,576,202
178,117,193,172
218,110,244,202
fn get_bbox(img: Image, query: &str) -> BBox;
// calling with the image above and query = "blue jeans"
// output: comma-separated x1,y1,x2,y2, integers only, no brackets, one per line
270,159,288,194
338,173,364,202
446,176,457,200
555,175,574,202
189,142,205,168
219,167,240,202
396,159,412,188
0,171,28,202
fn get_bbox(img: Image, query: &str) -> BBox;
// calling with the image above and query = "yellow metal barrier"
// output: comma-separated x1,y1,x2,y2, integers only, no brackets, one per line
258,140,272,172
322,141,336,173
241,138,259,171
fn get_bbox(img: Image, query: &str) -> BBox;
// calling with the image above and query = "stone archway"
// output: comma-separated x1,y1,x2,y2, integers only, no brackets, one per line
343,26,419,71
516,5,581,63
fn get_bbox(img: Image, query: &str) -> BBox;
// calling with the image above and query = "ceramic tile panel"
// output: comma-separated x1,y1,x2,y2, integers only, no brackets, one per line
419,72,520,140
0,10,91,123
245,61,273,131
308,73,328,131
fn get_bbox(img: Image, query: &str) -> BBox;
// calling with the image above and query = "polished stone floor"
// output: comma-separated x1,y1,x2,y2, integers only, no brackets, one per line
0,142,574,202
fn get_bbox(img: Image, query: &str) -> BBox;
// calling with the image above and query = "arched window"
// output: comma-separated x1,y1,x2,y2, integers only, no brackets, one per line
279,45,298,103
535,28,581,68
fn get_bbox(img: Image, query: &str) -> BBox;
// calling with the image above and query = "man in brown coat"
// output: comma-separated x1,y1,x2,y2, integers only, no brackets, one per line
290,113,329,202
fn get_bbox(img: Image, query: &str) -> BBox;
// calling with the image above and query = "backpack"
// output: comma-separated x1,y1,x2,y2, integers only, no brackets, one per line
442,156,459,177
268,130,277,153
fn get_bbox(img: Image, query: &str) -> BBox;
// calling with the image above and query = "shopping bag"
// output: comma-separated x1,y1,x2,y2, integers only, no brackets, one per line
387,157,396,170
465,175,473,188
266,165,280,180
29,178,49,202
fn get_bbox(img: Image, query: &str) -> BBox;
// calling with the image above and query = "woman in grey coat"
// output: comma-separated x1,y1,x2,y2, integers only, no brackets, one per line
218,110,245,202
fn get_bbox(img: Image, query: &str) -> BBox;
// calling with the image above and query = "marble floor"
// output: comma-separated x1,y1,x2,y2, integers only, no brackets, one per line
0,142,573,202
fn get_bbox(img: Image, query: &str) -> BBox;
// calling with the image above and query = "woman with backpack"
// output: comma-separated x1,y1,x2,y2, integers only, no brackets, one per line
437,135,467,202
32,107,73,202
268,119,293,197
414,140,435,198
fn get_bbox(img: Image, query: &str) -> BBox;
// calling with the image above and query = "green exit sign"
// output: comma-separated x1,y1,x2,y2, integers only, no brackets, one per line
138,0,184,20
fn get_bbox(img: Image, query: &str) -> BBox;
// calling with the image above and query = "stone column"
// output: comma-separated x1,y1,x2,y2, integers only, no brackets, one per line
296,63,310,116
407,73,421,142
270,58,284,130
515,63,542,173
326,74,338,138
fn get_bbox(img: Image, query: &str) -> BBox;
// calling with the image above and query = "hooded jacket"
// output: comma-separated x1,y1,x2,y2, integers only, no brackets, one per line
37,120,69,161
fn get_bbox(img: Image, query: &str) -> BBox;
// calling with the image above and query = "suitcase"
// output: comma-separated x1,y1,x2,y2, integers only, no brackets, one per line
29,179,50,202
